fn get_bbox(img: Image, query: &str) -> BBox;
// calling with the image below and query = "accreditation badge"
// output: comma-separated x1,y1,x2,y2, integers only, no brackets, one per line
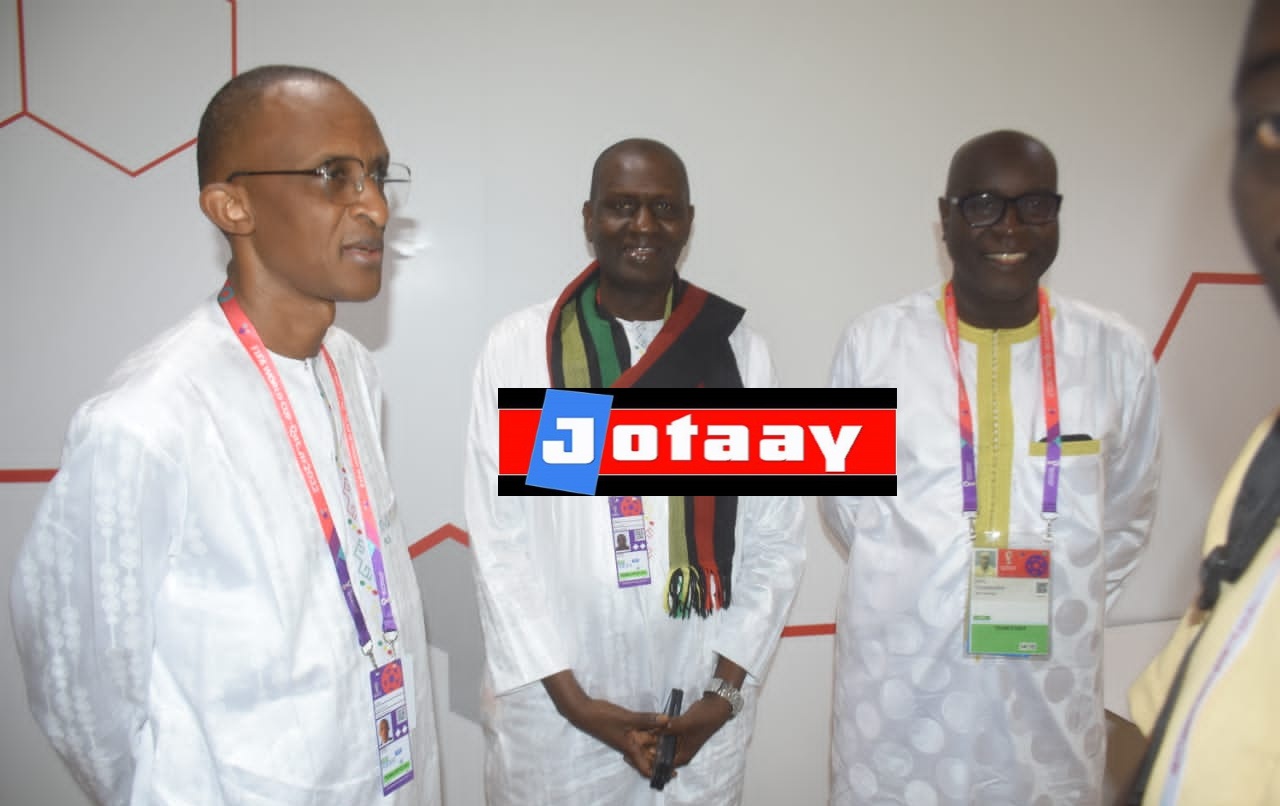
966,541,1051,657
608,495,652,588
370,659,414,795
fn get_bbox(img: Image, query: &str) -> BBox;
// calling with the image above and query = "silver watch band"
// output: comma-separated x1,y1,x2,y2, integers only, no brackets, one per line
704,676,744,718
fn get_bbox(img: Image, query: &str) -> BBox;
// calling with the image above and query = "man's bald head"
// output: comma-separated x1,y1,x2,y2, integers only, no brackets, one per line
939,129,1060,329
589,138,690,203
196,65,344,188
945,130,1057,198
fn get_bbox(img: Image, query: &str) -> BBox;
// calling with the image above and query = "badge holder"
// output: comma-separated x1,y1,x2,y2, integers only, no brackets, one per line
609,495,652,588
966,526,1053,657
370,658,415,794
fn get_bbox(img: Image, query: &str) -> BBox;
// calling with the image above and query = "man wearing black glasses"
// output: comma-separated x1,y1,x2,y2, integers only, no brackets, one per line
10,66,441,805
822,130,1161,805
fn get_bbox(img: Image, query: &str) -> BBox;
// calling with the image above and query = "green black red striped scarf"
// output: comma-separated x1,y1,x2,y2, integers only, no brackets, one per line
547,261,745,617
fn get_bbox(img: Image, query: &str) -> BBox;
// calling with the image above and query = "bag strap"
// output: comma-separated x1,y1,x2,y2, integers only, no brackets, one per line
1198,417,1280,610
1126,416,1280,804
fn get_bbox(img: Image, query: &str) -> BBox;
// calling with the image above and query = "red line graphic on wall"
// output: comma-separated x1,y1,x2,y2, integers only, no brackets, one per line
0,469,55,483
0,0,238,176
1151,271,1265,360
410,524,470,557
3,271,1264,639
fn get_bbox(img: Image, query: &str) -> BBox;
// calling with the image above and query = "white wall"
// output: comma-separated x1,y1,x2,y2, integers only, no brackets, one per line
1,2,1270,804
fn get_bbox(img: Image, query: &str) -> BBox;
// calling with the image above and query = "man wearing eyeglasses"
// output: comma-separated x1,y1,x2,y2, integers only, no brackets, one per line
821,129,1161,805
10,65,441,805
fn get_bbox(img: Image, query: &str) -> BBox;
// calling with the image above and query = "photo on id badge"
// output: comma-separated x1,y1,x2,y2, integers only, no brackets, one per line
967,539,1052,657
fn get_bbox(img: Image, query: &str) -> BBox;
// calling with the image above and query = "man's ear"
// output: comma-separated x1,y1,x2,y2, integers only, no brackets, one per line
937,196,950,240
581,200,594,241
199,183,254,236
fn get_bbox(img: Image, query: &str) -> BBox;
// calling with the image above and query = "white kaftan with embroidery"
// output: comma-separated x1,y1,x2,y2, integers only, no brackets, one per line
822,286,1160,806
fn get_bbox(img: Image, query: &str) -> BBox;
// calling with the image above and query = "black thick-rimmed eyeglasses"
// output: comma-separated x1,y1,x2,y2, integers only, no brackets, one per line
225,157,411,211
946,191,1063,228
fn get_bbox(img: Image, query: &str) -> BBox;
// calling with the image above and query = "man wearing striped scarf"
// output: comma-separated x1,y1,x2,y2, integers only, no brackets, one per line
464,138,805,805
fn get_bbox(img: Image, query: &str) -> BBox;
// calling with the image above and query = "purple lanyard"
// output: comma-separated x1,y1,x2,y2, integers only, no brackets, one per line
219,285,399,661
943,283,1061,537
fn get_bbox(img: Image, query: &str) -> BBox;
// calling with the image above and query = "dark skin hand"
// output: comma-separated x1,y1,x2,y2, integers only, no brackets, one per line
542,670,669,777
663,656,747,770
542,655,747,780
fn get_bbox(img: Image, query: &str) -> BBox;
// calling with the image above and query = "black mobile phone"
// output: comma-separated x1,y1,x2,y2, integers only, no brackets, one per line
650,688,684,791
1039,433,1093,442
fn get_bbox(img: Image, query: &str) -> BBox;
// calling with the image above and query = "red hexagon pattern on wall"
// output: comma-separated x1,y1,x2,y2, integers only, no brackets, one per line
0,0,237,176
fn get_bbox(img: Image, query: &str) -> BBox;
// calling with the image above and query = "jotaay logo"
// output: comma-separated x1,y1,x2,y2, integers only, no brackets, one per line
498,388,896,495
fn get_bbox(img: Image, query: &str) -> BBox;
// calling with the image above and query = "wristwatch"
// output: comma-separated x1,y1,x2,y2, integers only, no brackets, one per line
704,677,744,719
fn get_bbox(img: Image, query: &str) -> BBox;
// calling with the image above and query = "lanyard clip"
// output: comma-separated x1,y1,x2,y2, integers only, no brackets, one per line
1042,512,1058,543
361,640,377,669
966,514,977,541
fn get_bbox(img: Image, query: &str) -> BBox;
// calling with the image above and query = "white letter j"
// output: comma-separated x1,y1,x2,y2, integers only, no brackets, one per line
542,417,595,464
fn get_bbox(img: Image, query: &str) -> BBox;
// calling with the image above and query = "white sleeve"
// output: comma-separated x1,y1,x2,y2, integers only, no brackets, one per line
818,322,863,550
1101,342,1162,612
9,409,180,805
712,330,806,680
462,335,570,695
712,493,806,681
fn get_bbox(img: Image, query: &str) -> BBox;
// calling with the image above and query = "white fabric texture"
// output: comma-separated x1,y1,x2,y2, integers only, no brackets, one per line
10,300,441,806
822,286,1160,806
464,297,806,806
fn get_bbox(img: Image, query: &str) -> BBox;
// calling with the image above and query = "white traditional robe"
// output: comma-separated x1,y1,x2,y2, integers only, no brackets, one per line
822,286,1160,806
463,298,806,806
10,300,441,806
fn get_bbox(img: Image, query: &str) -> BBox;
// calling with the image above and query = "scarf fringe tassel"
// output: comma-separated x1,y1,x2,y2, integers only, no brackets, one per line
666,565,731,618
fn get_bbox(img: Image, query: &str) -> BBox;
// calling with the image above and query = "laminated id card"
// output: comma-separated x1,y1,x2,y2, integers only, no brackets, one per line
609,495,651,588
370,659,414,795
966,545,1051,657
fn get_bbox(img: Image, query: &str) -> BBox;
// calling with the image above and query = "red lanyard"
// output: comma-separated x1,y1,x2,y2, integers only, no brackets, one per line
218,285,398,660
943,283,1062,536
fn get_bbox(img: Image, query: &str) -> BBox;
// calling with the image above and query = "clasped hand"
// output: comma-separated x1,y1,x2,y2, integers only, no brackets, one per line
570,693,733,779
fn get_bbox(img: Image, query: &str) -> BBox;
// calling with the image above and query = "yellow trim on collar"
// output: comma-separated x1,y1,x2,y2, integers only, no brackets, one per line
932,288,1053,344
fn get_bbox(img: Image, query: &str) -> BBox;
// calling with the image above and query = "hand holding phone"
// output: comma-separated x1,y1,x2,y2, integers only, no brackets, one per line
650,688,684,790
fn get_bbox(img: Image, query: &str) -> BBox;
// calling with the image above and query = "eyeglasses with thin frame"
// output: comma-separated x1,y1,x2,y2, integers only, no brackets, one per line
225,157,411,212
947,191,1063,228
